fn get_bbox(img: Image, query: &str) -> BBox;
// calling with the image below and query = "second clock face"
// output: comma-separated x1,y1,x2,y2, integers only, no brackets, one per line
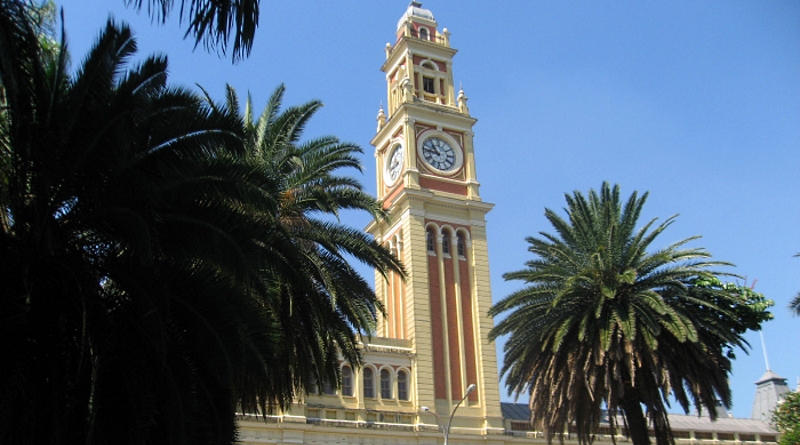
421,137,456,172
387,144,404,185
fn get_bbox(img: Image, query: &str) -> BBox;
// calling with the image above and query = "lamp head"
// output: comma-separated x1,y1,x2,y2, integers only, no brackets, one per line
421,406,431,412
466,383,477,394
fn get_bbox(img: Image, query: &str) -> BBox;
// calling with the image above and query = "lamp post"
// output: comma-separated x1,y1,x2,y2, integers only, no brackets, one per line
421,383,477,445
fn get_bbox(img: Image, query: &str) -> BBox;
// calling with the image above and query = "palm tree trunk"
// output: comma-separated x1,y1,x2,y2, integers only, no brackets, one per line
620,391,651,445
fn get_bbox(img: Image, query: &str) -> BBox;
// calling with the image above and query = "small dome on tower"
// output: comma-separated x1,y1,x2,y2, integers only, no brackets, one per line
397,1,435,30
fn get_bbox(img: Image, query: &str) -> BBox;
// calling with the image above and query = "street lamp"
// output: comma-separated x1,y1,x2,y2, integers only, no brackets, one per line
421,383,477,445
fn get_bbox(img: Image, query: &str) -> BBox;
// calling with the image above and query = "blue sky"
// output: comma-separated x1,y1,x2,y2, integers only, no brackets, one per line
56,1,799,419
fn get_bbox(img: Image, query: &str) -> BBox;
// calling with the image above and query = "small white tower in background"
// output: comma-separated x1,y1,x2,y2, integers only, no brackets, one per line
751,370,791,421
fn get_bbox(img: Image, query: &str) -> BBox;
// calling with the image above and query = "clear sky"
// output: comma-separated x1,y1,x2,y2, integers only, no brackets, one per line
56,0,799,419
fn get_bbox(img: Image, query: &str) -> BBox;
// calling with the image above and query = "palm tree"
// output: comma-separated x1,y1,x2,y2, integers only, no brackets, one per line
2,3,403,441
0,4,279,443
489,183,768,445
202,85,403,411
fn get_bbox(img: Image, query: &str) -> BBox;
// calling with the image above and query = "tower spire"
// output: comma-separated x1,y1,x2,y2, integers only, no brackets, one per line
760,331,771,371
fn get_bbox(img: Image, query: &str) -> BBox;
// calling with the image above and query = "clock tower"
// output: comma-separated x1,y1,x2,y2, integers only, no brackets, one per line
366,1,504,432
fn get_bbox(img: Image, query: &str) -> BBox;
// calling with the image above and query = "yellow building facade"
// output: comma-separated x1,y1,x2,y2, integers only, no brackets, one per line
237,3,779,444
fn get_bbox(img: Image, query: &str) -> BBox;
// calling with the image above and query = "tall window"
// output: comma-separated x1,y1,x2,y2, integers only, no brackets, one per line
457,234,466,257
342,366,353,397
397,370,409,401
442,232,450,255
380,369,392,399
422,76,435,94
363,368,375,398
426,230,435,253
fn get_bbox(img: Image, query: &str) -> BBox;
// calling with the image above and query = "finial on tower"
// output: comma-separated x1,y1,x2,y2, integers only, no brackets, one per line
458,85,469,114
376,104,386,132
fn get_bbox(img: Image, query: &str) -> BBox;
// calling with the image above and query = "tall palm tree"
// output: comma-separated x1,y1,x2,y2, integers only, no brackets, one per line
2,3,403,441
489,183,768,445
202,84,403,412
0,3,283,443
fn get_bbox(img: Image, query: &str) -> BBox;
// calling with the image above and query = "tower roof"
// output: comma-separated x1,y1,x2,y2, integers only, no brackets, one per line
755,369,787,385
397,1,435,30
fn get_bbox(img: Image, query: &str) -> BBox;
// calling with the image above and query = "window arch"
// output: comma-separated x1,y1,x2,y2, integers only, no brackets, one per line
457,233,466,257
419,27,429,41
397,370,409,401
363,368,375,399
441,231,451,256
380,369,392,399
420,60,437,70
426,229,436,253
342,365,353,397
393,233,403,257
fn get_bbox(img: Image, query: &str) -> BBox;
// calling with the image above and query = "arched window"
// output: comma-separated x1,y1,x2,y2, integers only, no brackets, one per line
342,366,353,397
442,232,451,255
363,368,375,399
397,370,409,401
426,230,435,253
457,233,466,257
419,27,429,41
380,369,392,399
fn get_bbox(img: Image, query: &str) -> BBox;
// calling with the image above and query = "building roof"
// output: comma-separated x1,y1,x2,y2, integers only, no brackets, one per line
500,402,777,435
397,1,435,30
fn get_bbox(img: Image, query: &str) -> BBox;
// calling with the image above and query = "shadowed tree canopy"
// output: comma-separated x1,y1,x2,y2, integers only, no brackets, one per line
772,390,800,445
0,2,400,443
199,83,404,410
489,182,772,445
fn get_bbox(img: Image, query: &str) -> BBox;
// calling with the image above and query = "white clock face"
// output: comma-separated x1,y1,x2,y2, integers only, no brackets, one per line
387,144,404,185
421,137,457,172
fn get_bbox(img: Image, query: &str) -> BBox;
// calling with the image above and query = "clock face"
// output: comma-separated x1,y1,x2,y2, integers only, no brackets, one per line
421,137,456,172
386,144,404,185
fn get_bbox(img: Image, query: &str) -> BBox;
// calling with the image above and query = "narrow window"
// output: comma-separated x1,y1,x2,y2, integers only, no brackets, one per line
442,232,450,255
457,234,466,257
423,76,435,94
342,366,353,396
419,27,429,40
397,371,409,401
426,230,435,253
363,368,374,398
380,369,392,399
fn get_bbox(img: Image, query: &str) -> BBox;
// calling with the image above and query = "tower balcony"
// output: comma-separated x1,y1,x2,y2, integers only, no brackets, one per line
401,27,450,47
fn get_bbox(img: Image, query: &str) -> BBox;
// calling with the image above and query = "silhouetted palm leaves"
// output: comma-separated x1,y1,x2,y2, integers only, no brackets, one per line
201,84,403,412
